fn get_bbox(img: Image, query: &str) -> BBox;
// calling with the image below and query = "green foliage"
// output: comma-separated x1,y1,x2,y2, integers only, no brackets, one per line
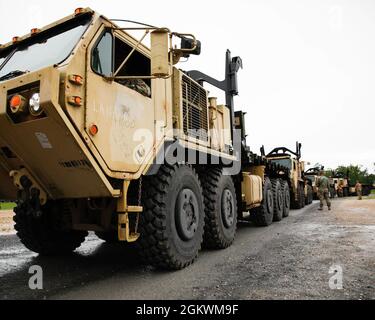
334,165,375,185
0,202,16,211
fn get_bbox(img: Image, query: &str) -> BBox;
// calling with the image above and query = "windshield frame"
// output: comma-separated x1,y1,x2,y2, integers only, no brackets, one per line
0,13,93,77
269,157,293,170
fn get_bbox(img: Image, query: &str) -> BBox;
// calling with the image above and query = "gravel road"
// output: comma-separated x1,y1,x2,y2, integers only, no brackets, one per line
0,199,374,300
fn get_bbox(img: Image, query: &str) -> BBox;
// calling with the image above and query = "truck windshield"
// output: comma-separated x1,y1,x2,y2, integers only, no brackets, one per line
0,15,91,79
270,159,292,170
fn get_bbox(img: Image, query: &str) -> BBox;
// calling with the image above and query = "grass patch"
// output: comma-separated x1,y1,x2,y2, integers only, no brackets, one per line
365,189,375,199
0,202,16,211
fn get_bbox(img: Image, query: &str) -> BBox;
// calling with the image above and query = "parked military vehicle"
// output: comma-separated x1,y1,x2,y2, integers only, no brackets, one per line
305,166,324,199
263,142,313,209
329,171,349,198
1,8,299,270
331,170,372,197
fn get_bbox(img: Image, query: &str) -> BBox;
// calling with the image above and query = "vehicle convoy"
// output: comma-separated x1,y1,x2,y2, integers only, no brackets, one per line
1,8,301,270
330,170,372,197
263,143,313,209
329,171,350,198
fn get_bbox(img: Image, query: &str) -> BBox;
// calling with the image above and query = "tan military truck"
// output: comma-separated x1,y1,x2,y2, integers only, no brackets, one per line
305,167,322,200
263,143,313,209
0,8,293,269
330,171,349,197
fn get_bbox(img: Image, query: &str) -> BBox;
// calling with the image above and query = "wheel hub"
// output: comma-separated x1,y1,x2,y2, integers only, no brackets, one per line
176,189,200,241
222,189,235,228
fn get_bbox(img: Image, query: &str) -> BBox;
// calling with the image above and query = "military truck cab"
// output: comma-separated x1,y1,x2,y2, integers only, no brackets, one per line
0,8,295,270
265,142,313,209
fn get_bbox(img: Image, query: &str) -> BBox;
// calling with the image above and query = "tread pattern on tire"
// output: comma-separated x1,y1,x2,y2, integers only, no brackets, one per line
308,186,313,204
253,177,274,227
271,179,283,222
137,164,205,270
282,180,290,218
292,184,303,209
13,201,87,255
201,167,238,249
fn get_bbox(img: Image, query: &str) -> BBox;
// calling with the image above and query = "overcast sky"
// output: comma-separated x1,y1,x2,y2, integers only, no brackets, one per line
0,0,374,173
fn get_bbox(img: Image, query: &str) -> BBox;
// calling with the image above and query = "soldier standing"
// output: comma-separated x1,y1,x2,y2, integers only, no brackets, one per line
355,181,363,200
337,183,343,198
316,171,331,211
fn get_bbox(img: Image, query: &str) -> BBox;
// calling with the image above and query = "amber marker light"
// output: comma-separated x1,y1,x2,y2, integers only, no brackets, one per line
12,36,20,43
89,124,98,136
75,8,84,15
68,96,83,107
31,28,40,35
68,74,84,85
74,96,82,105
10,95,26,114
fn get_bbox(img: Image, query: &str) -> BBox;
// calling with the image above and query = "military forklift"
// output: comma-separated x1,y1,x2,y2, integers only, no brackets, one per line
0,8,293,270
263,142,313,209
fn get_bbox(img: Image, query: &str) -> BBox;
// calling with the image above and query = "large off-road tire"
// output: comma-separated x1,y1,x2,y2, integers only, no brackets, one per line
300,185,305,208
271,179,283,222
343,188,349,197
200,168,238,249
13,201,87,255
138,164,205,270
253,177,274,227
292,185,301,210
306,186,313,205
282,181,290,218
362,187,370,196
309,186,314,204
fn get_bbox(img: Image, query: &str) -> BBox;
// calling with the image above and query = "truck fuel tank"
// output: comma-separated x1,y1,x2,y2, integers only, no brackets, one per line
242,172,263,209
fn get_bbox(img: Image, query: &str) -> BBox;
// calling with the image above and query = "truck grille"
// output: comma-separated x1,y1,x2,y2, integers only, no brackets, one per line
182,75,208,141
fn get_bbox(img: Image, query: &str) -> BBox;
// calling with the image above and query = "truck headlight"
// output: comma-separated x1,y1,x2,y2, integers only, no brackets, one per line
29,93,42,116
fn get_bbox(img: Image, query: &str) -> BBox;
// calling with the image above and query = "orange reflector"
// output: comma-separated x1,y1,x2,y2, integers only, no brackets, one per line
10,95,21,108
31,28,40,35
74,96,82,105
12,36,20,43
9,95,26,113
68,74,84,85
89,125,98,136
68,96,83,107
75,8,84,15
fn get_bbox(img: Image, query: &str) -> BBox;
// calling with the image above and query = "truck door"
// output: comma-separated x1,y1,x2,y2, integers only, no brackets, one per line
85,26,162,174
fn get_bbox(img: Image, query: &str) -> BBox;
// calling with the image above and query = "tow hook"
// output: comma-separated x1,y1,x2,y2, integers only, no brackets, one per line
10,169,47,218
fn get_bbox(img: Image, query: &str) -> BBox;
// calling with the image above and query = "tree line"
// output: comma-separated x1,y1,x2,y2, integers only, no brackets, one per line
325,165,375,185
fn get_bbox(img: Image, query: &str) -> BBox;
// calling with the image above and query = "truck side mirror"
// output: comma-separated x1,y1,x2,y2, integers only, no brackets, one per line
151,29,170,78
181,36,201,57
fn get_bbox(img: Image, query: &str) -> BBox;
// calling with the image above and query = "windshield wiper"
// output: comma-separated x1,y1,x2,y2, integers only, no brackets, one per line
0,70,28,82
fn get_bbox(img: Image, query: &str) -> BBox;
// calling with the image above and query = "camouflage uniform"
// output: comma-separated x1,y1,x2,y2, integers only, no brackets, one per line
119,79,151,98
355,183,362,200
337,185,343,198
316,175,331,210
